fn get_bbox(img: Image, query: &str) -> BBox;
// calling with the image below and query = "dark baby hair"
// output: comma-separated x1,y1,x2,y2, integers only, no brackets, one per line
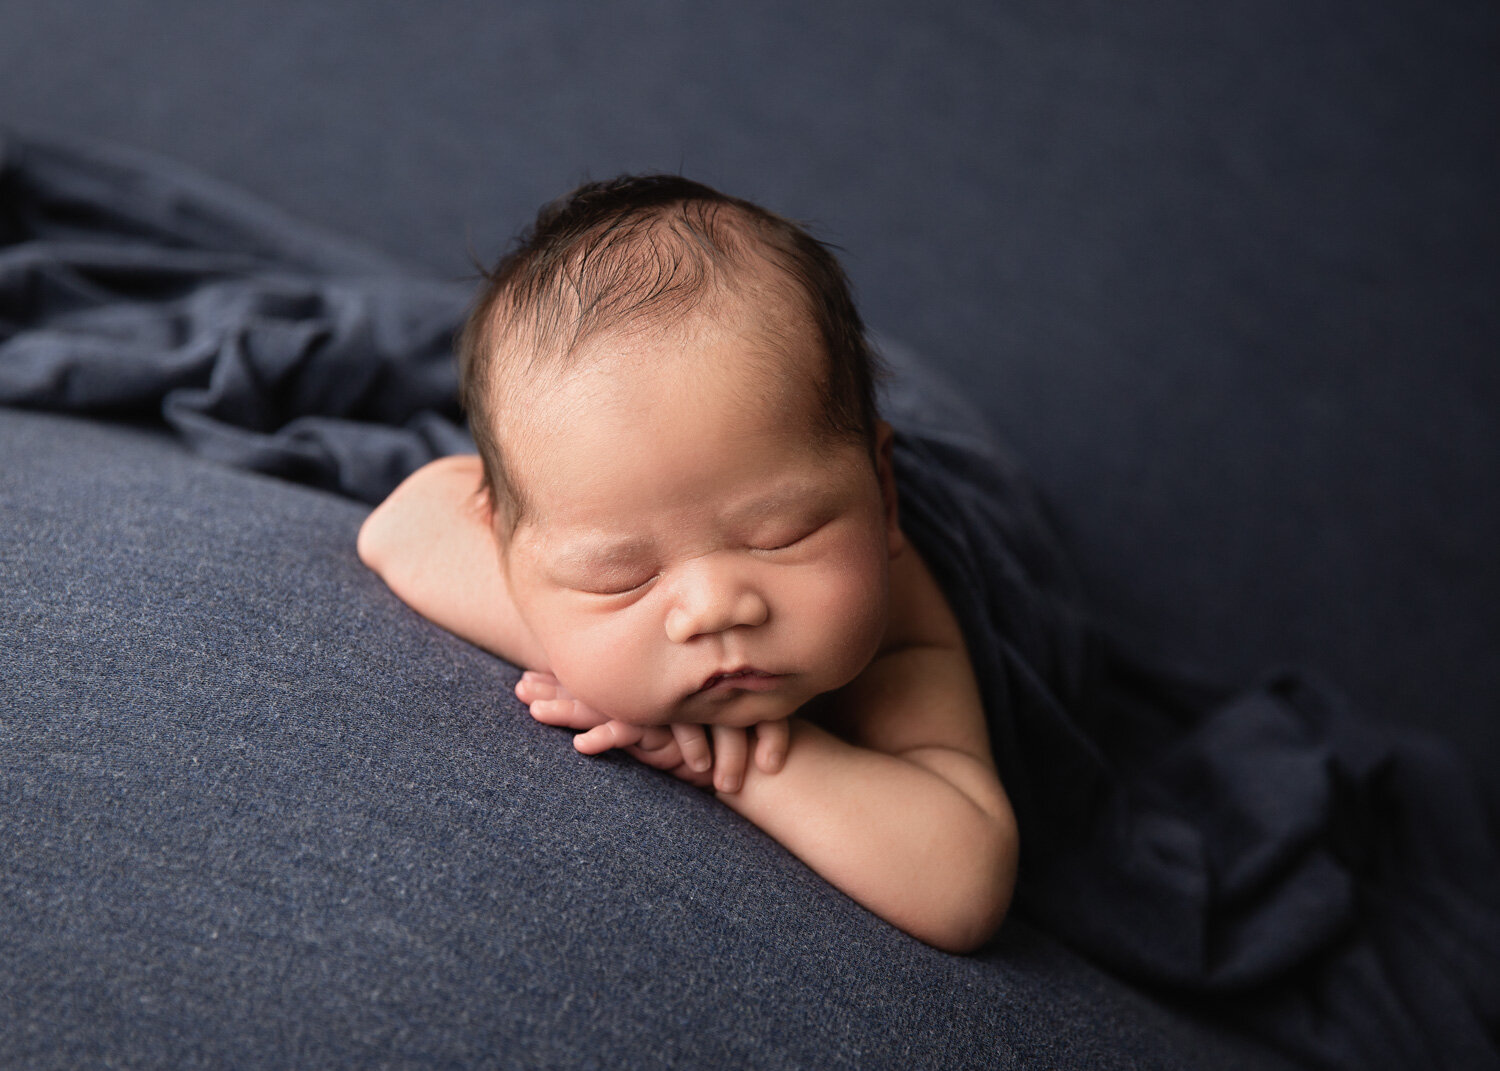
457,174,883,532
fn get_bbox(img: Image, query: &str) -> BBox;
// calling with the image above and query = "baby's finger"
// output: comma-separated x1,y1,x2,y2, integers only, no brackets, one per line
635,725,678,751
574,719,647,755
514,670,562,703
711,725,749,794
527,698,606,730
753,719,790,774
671,723,713,773
627,727,683,770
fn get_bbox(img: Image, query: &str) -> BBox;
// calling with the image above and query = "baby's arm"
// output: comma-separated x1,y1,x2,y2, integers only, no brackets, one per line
356,455,550,672
718,550,1018,955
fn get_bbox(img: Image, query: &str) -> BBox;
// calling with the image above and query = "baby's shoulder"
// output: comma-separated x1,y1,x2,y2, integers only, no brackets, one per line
812,536,990,760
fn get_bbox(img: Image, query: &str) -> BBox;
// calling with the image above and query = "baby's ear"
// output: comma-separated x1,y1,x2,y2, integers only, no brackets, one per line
874,421,906,558
469,476,497,528
468,472,509,547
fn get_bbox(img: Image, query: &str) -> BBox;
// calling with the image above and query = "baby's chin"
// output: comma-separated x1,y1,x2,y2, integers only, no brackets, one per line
605,690,805,731
684,686,817,728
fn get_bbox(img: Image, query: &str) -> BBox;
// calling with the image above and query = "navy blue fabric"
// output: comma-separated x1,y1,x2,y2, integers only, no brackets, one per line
889,359,1500,1067
0,132,473,504
1,406,1297,1070
3,130,1498,1069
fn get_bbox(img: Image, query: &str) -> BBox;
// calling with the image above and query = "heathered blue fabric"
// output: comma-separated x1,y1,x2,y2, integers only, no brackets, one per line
0,408,1301,1070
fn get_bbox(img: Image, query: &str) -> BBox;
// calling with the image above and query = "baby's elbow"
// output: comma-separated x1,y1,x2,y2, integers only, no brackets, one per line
357,493,410,576
356,507,389,572
937,887,1013,955
357,506,414,594
950,874,1017,955
923,821,1019,955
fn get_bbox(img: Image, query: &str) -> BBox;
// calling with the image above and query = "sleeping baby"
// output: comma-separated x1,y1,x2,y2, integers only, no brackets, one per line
356,175,1016,953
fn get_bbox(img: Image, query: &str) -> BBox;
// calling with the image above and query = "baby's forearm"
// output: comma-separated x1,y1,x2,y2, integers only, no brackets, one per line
717,720,1017,954
358,457,549,672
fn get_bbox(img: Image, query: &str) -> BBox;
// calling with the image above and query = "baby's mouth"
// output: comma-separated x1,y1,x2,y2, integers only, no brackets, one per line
695,668,782,695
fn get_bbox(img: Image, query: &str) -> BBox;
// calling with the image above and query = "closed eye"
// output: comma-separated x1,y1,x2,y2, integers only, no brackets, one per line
752,522,825,553
580,574,658,597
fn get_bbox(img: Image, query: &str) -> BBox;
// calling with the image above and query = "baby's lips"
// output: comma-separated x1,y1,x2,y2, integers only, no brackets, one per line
695,667,783,695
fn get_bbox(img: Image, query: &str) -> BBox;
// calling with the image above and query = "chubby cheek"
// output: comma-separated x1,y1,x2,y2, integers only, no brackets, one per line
532,610,664,723
508,560,661,722
793,539,890,688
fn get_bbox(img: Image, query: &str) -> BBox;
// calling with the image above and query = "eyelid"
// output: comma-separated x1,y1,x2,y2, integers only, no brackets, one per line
754,519,826,552
579,573,657,597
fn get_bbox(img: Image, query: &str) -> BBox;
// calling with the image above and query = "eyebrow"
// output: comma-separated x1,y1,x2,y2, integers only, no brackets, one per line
547,537,655,572
731,480,840,520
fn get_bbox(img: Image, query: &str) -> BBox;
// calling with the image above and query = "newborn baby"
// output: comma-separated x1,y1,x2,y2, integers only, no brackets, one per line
358,175,1016,952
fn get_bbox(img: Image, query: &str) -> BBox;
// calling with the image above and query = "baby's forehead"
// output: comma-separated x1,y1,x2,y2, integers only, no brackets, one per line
500,276,827,403
498,339,829,457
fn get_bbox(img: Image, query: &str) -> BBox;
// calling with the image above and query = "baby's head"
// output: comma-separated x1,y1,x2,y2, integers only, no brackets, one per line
459,176,902,727
459,174,883,534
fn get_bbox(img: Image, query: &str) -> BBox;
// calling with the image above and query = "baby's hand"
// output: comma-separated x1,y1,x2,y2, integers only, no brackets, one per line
515,671,789,792
517,671,712,787
664,719,789,793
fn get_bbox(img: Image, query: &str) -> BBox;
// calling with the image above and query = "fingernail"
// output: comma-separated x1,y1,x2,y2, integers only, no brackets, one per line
721,777,739,793
692,756,712,772
766,751,783,771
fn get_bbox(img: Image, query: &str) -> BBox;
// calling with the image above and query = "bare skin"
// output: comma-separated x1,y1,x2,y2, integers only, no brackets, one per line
358,305,1018,953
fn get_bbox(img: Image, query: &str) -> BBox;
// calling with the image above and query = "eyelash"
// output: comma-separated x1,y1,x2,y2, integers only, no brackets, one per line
587,575,657,597
575,523,824,594
753,524,821,552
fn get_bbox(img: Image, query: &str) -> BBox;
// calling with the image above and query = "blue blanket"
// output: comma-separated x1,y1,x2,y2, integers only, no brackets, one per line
4,130,1496,1071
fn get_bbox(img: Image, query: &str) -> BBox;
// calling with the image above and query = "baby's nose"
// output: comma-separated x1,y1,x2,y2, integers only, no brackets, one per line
664,570,769,644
